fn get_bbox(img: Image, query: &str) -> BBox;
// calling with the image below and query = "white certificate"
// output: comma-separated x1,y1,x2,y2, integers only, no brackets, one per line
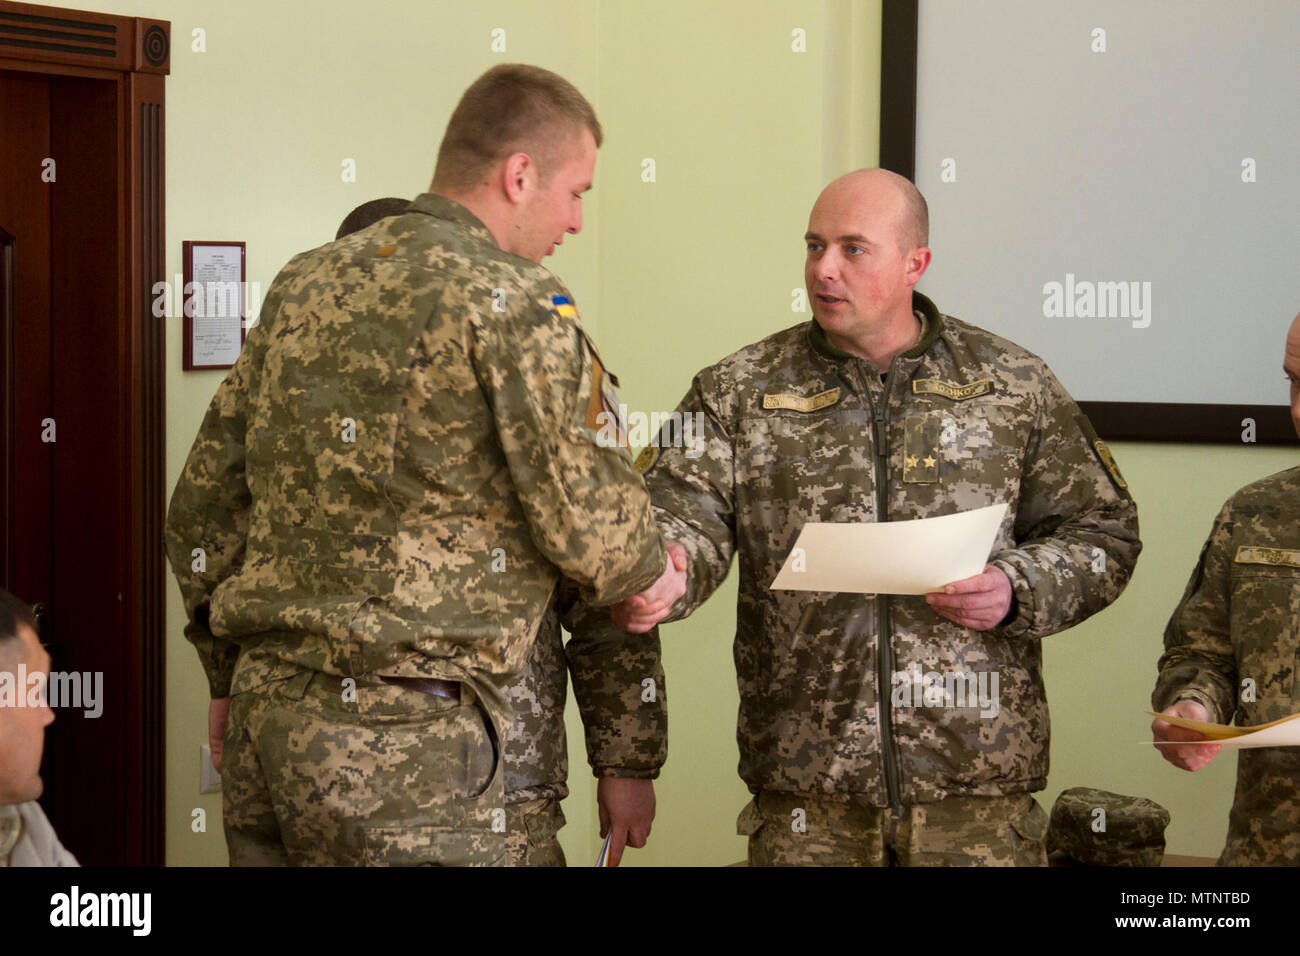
1149,711,1300,751
769,503,1009,595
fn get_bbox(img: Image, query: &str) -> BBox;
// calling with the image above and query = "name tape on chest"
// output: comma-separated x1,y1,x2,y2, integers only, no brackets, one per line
762,387,841,413
1234,546,1300,570
912,378,992,402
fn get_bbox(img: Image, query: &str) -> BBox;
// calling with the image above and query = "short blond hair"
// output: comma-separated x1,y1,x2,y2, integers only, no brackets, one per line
433,64,602,191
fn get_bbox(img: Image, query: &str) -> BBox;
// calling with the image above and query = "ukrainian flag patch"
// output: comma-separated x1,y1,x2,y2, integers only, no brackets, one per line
552,294,578,319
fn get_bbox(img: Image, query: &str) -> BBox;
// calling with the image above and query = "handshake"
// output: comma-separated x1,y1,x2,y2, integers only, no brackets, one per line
610,543,688,633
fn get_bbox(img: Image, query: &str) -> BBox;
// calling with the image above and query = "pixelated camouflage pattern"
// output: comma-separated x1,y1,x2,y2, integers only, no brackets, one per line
566,599,667,782
1045,787,1169,866
1154,466,1300,866
737,790,1048,866
0,806,19,864
504,796,566,867
164,193,665,740
503,581,667,806
504,588,571,806
645,291,1141,804
222,666,502,866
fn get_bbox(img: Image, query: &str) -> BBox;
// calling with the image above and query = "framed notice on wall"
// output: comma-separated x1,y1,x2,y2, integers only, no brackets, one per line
182,240,246,370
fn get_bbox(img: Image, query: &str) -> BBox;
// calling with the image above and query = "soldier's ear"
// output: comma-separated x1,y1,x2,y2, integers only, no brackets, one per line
905,246,932,285
502,152,535,205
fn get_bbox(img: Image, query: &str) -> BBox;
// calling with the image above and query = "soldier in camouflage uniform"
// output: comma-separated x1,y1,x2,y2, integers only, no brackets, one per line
616,169,1141,865
504,586,666,866
329,197,669,868
1152,312,1300,866
165,65,680,866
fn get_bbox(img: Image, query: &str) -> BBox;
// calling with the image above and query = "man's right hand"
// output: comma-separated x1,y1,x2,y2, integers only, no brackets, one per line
1152,699,1221,772
209,696,232,773
611,543,687,633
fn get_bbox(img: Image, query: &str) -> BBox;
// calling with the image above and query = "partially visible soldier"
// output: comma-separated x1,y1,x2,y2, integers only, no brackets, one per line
0,589,78,867
165,64,685,866
333,198,669,868
333,196,409,241
615,168,1141,866
504,587,665,867
1152,312,1300,866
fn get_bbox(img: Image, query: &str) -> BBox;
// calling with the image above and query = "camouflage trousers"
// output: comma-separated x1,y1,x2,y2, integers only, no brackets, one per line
504,796,567,867
223,669,504,866
738,790,1048,866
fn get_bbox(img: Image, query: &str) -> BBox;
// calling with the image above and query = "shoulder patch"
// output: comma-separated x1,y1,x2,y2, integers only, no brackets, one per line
1076,413,1131,498
912,378,992,401
762,387,841,413
634,445,659,475
1234,546,1300,569
551,294,578,319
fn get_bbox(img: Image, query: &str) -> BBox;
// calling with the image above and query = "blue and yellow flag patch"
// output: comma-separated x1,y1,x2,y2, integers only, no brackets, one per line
551,294,578,319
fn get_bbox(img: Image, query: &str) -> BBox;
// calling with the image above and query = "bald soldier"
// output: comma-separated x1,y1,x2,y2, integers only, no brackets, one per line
1152,313,1300,866
615,168,1141,866
165,64,684,866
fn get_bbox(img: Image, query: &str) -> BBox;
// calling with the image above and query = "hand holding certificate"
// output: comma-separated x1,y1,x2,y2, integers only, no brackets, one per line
1149,710,1300,751
769,503,1009,595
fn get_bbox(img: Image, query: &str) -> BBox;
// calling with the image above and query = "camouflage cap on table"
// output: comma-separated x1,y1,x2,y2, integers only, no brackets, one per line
1046,787,1170,866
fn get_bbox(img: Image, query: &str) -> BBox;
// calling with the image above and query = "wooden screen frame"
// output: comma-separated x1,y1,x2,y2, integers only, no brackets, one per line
878,0,1292,444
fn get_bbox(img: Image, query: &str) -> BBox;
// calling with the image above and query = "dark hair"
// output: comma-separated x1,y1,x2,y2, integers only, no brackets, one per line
0,588,36,663
335,197,412,241
433,63,602,192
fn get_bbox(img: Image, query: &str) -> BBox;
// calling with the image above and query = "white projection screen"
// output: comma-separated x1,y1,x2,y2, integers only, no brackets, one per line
886,0,1299,443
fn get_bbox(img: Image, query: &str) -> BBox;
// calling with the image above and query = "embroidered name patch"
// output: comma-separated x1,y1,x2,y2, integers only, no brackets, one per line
912,378,992,401
1235,546,1300,569
762,387,840,413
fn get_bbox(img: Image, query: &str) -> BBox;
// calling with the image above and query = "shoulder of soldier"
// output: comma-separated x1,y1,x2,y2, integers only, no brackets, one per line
689,320,817,414
933,312,1066,409
1223,465,1300,516
331,207,573,315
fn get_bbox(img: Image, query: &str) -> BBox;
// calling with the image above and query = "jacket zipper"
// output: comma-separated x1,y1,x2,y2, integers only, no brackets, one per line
868,363,904,826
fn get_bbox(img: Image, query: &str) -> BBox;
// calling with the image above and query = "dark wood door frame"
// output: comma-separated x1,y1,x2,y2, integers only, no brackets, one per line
0,0,167,865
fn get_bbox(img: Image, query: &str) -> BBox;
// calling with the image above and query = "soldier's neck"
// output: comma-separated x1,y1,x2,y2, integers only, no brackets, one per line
827,310,923,374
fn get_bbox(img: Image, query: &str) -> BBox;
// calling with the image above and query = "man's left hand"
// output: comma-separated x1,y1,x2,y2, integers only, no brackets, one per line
597,777,655,866
925,564,1013,630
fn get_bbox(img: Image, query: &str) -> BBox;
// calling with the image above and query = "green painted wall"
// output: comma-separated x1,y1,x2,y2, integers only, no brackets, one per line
35,0,1291,866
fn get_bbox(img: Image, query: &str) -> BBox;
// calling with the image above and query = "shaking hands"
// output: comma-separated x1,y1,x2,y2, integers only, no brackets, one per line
611,543,688,633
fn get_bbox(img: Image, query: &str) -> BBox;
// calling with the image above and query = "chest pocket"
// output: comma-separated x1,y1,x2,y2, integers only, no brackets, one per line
902,397,1028,487
737,387,869,523
1231,547,1300,709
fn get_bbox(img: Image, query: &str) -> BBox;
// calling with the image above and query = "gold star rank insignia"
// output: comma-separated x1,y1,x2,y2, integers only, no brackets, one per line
905,454,919,468
922,455,937,469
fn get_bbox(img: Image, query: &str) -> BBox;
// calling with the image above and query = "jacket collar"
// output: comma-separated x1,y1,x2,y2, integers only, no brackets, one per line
405,193,499,248
808,290,944,363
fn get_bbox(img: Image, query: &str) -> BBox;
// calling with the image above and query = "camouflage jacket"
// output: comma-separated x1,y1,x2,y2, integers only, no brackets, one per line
503,584,667,805
643,290,1141,805
164,193,665,733
1154,465,1300,865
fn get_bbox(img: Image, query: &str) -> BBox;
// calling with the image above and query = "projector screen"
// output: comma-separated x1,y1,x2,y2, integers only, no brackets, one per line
892,0,1299,443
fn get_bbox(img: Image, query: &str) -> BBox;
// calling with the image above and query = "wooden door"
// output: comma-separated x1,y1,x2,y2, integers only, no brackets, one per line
0,1,168,866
